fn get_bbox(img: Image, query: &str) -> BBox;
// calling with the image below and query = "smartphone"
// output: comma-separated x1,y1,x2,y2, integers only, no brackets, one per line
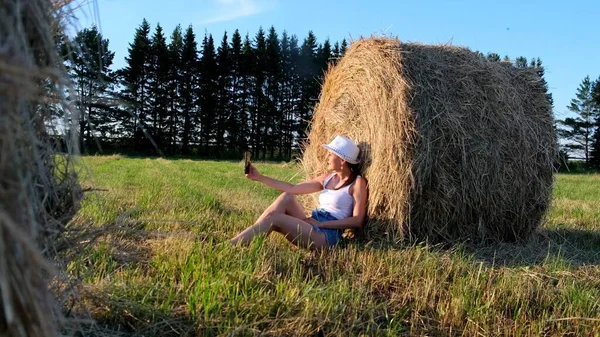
244,151,252,174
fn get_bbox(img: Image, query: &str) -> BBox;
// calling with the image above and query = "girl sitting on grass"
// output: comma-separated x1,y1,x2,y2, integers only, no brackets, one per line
231,136,367,250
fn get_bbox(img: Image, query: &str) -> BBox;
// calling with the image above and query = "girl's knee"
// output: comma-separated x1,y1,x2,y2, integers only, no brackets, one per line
280,192,296,203
263,208,281,220
263,214,280,230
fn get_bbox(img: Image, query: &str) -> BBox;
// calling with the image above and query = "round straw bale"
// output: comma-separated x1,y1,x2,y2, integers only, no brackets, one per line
301,37,557,244
1,0,81,336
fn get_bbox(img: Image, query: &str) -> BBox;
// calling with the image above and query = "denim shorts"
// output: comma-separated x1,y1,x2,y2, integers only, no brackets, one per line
310,209,343,246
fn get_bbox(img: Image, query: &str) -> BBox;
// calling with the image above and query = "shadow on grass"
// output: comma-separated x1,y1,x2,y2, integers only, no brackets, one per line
336,225,600,269
463,227,600,267
66,310,197,337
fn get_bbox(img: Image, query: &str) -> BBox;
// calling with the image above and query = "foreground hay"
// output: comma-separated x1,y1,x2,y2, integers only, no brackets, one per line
0,0,80,336
302,37,557,244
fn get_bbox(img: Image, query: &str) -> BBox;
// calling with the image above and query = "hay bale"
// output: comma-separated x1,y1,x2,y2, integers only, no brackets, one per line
301,37,557,244
1,0,81,336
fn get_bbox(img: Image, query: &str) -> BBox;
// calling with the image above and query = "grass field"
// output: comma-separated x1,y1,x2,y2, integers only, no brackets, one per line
61,155,600,336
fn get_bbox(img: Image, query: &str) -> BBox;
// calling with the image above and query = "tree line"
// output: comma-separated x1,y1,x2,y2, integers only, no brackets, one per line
60,20,348,160
57,20,598,168
555,75,600,170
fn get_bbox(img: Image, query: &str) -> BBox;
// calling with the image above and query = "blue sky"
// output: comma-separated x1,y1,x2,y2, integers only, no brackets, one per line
76,0,599,118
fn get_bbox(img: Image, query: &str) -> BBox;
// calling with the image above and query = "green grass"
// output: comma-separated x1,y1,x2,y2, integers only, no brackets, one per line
64,155,600,336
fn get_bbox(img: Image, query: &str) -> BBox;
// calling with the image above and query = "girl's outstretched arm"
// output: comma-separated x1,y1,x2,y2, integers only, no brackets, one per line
246,164,328,195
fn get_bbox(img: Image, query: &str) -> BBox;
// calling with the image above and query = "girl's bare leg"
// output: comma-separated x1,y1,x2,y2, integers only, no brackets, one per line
231,213,327,250
253,192,306,224
231,192,306,244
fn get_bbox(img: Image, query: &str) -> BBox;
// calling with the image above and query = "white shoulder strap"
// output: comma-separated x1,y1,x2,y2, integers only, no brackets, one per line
346,175,362,191
322,173,335,188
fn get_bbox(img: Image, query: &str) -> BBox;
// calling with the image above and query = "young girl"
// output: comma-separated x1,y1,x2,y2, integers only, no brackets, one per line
231,136,367,250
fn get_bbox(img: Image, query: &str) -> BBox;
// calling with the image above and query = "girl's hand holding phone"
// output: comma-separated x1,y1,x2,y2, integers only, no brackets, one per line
245,164,261,181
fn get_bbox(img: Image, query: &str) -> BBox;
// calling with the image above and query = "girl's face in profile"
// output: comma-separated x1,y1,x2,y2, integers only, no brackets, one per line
326,151,345,171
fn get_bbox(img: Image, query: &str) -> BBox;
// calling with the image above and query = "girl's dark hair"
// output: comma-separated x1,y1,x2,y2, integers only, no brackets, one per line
340,162,361,188
341,162,366,241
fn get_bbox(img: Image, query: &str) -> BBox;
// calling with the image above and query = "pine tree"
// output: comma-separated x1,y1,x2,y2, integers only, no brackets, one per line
149,24,170,154
594,77,600,106
216,31,232,156
557,76,599,165
332,41,340,64
277,33,302,160
47,33,72,133
180,25,199,155
280,31,293,160
252,27,267,159
591,126,600,170
199,33,218,155
65,26,116,153
228,29,244,153
120,19,153,152
166,25,183,155
486,53,500,62
297,31,319,146
340,39,348,56
512,57,554,108
515,56,528,69
239,34,255,153
265,26,282,159
287,34,302,159
529,58,554,108
317,38,332,73
590,77,600,169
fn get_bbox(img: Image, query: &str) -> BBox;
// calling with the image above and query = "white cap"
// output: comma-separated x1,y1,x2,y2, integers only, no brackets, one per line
322,135,360,164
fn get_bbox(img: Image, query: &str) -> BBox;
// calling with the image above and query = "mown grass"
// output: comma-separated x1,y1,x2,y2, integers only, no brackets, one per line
62,155,600,336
